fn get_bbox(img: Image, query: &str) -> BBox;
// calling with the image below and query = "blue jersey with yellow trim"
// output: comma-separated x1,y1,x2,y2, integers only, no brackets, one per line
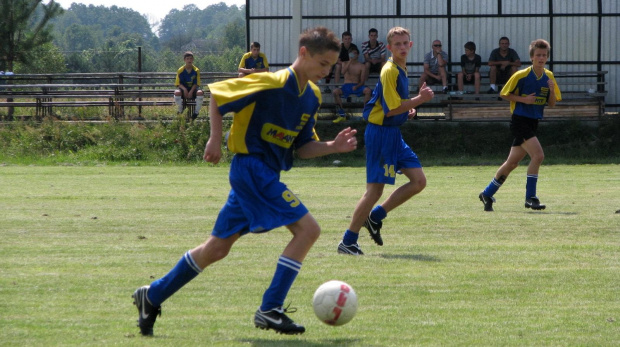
208,67,321,172
501,66,562,119
362,58,409,126
175,65,200,89
239,52,269,70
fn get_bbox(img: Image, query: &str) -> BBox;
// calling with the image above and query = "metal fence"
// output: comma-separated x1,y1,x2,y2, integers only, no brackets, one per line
246,0,620,111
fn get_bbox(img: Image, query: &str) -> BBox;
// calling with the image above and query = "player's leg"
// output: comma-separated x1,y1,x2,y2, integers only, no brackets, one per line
363,87,372,104
439,66,448,92
488,66,498,92
379,167,426,214
334,62,343,84
193,89,204,118
418,72,429,89
254,213,318,335
521,136,546,209
174,88,184,113
457,72,464,91
332,87,346,123
479,145,527,211
337,183,384,254
132,235,238,336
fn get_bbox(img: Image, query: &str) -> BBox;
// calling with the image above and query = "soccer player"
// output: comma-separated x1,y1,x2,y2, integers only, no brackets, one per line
132,26,358,336
238,41,269,77
479,39,561,212
174,51,204,120
337,27,434,255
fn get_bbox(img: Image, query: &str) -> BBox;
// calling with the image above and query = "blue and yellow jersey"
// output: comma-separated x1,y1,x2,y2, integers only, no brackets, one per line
175,65,200,89
362,58,409,126
501,66,562,119
239,52,269,70
208,67,321,172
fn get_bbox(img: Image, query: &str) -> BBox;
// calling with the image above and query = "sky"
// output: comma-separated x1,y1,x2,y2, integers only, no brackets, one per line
54,0,246,25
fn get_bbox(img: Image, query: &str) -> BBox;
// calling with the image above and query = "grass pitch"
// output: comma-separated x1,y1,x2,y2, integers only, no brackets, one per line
0,164,618,346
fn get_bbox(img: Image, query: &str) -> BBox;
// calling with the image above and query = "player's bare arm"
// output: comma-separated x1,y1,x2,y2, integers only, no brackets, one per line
386,82,434,117
296,127,357,159
547,79,557,107
204,96,223,164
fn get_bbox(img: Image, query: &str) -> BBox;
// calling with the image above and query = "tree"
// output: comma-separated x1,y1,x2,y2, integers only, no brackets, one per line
0,0,64,71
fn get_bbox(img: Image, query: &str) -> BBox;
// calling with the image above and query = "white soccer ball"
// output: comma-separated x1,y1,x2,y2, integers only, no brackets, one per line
312,280,358,326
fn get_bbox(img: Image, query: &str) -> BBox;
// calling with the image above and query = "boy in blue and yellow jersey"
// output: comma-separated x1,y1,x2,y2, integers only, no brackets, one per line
174,51,204,119
479,39,561,212
337,27,434,255
132,27,357,336
238,41,270,77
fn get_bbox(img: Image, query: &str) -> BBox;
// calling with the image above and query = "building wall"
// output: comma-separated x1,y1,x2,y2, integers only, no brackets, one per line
247,0,619,109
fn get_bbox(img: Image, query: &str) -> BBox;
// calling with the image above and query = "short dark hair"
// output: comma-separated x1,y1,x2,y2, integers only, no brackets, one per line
250,42,261,49
342,31,352,38
369,28,378,35
529,39,550,57
299,26,340,55
183,51,194,59
464,41,476,52
499,36,510,43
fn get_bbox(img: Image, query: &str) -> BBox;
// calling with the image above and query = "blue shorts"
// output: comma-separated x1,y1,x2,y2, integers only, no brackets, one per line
364,123,422,185
212,155,309,238
340,83,367,98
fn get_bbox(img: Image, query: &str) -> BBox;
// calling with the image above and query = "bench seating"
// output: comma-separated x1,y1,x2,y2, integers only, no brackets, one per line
1,71,607,121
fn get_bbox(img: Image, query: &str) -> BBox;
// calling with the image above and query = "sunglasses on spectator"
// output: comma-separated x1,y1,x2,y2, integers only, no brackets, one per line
433,44,442,47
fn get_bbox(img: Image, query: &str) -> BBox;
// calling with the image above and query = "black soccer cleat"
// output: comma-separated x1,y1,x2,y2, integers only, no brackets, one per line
132,285,161,336
337,241,364,255
254,306,305,335
479,193,496,212
525,197,546,210
363,216,384,246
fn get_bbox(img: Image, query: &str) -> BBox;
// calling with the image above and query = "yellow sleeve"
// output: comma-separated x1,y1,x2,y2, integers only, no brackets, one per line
238,52,250,68
261,52,269,68
381,66,402,112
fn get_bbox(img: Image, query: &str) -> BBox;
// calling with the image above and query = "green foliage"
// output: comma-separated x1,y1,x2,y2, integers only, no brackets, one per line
158,2,245,52
13,42,66,73
1,118,619,166
0,117,214,164
52,4,157,51
0,0,64,70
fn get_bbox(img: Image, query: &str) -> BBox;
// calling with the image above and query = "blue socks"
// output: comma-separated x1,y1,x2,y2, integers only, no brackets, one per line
260,255,302,311
482,177,503,197
342,229,359,245
483,175,539,199
526,174,538,198
147,251,202,307
370,205,387,222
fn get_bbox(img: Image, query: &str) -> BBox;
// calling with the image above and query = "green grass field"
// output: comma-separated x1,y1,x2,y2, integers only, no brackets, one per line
1,165,618,346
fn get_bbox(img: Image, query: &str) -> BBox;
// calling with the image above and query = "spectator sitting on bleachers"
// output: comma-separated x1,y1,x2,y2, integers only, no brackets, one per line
361,28,387,83
457,41,482,94
487,36,521,93
332,47,372,123
419,40,449,93
174,51,204,120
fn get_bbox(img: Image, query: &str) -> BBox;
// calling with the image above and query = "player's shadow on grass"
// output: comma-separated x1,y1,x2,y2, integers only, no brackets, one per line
241,338,364,346
379,253,440,262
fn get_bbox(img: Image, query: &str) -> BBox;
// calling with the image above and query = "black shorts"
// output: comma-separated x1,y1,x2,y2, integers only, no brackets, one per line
425,76,443,85
497,69,512,85
368,62,382,74
510,114,539,147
